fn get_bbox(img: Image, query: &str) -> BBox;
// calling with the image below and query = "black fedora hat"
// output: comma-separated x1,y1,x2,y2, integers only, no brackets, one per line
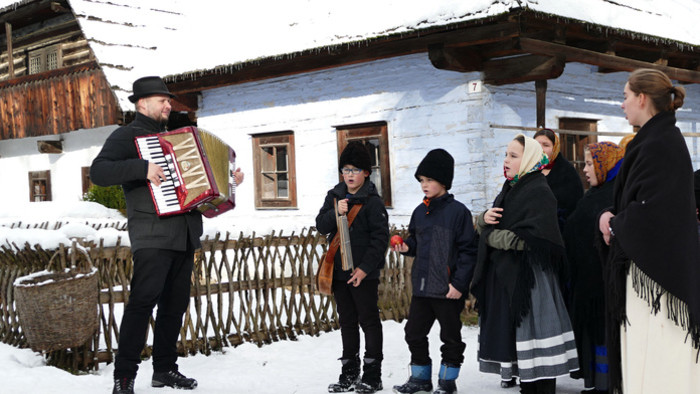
128,76,175,103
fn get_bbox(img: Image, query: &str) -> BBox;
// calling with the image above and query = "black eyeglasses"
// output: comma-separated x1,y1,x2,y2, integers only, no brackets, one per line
341,168,363,175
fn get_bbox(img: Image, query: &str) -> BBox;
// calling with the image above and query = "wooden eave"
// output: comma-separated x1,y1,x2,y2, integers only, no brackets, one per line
0,59,97,89
165,8,700,100
0,0,71,29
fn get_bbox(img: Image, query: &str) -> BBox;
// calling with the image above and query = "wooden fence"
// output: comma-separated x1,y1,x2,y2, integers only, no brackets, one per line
0,227,412,372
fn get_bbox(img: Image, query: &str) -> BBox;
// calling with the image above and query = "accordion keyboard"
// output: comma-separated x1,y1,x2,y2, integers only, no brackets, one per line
136,136,182,215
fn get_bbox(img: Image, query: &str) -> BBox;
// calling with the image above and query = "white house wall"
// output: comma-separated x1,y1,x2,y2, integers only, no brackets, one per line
195,54,700,236
0,125,117,207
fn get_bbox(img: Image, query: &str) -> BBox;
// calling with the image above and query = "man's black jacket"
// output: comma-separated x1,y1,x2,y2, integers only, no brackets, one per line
90,113,202,252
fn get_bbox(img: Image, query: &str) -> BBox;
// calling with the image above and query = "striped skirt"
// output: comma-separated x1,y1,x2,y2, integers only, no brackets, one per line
479,267,579,382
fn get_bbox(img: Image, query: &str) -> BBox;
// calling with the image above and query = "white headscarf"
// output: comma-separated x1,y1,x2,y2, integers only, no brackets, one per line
508,133,549,183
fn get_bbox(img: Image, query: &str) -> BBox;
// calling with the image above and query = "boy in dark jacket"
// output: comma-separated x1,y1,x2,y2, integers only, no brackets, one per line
315,141,390,394
392,149,478,394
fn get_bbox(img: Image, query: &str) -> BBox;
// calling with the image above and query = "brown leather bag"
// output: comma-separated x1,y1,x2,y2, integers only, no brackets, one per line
315,203,362,295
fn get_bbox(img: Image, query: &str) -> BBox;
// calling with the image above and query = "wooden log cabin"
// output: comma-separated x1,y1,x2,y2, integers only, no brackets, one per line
0,0,115,202
0,0,195,205
0,1,119,140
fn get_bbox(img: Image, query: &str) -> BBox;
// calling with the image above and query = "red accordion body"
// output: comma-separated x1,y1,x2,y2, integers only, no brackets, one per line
135,126,236,218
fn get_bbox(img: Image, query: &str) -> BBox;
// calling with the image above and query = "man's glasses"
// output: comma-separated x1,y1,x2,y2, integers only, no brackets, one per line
341,168,363,175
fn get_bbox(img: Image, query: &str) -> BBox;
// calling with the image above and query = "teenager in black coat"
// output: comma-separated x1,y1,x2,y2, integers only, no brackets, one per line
564,142,623,393
598,69,700,394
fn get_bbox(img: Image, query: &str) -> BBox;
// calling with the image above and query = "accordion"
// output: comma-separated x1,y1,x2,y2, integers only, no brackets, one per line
135,126,236,218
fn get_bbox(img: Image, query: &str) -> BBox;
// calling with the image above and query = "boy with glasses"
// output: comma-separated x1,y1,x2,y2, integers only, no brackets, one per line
316,141,390,393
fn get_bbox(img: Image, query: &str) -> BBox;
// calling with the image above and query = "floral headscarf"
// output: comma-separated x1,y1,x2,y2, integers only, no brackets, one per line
505,133,549,185
588,141,624,185
619,133,635,155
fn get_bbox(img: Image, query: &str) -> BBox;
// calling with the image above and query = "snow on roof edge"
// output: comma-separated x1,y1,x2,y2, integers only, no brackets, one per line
163,7,700,84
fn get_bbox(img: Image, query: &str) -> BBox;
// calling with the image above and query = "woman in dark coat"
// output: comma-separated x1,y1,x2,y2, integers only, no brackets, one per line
534,129,584,232
472,134,578,394
598,69,700,393
563,142,623,393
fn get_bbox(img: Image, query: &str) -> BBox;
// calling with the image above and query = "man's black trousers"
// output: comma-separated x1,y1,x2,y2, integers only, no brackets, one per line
114,247,194,379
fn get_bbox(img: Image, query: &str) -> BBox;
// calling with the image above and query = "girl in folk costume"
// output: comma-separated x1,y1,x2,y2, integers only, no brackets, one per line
534,129,584,232
564,142,624,394
472,134,579,394
316,141,390,393
598,69,700,394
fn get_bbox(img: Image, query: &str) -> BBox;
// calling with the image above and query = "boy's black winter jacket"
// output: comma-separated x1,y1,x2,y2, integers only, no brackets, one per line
315,181,390,281
403,193,478,298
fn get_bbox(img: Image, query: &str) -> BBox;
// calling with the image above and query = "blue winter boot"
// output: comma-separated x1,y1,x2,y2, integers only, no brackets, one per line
393,364,433,394
433,363,459,394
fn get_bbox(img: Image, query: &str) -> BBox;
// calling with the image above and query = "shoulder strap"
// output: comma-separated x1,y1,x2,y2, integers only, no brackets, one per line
326,203,363,261
346,203,362,227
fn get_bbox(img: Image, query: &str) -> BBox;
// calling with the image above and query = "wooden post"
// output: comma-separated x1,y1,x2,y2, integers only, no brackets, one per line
536,79,547,128
5,22,12,79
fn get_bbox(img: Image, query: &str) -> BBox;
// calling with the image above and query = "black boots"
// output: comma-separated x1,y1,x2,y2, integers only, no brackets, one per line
151,370,198,389
329,356,361,392
113,377,135,394
328,356,383,393
356,357,383,393
520,378,555,394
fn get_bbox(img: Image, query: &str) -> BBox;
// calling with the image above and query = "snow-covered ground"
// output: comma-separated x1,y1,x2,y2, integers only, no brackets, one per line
0,320,584,393
0,202,584,393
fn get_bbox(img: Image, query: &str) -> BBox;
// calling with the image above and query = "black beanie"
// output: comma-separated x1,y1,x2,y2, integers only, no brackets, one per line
338,141,372,174
414,149,454,190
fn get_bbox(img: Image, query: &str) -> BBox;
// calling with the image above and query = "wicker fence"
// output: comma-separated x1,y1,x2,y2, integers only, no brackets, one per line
0,226,413,371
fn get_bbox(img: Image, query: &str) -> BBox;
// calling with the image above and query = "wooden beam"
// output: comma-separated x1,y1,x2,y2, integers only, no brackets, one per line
536,80,547,128
4,22,12,79
0,0,62,24
519,37,700,83
492,123,700,138
428,43,482,72
484,54,565,85
37,140,62,153
432,21,520,48
170,92,198,112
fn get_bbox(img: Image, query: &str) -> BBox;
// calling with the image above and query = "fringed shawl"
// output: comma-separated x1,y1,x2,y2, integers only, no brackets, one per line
602,111,700,393
472,171,566,326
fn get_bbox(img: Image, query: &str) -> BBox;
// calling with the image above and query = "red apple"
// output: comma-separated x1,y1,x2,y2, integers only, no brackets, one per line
390,235,404,247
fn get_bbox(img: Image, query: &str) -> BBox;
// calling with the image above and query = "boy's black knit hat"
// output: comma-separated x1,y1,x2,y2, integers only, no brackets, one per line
338,141,372,174
414,149,454,190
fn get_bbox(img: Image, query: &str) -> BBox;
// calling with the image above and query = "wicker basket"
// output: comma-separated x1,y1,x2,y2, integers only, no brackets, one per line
13,246,99,352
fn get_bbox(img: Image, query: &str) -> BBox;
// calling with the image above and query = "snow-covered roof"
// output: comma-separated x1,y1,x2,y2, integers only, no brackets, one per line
1,0,698,110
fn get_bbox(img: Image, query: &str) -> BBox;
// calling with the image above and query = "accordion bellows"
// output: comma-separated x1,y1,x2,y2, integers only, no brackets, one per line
135,126,236,217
